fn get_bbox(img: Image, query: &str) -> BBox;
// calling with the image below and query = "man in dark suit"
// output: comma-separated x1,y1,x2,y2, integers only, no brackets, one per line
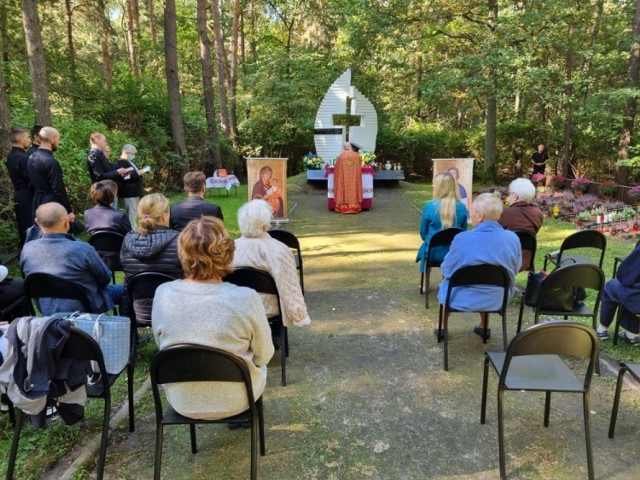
5,127,34,245
26,124,42,157
170,171,223,231
27,127,76,224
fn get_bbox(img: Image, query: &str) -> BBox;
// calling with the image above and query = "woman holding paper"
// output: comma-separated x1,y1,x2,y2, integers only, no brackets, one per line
115,144,148,228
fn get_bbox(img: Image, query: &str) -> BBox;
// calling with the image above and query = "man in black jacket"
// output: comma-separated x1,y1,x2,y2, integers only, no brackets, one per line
86,133,129,208
26,124,43,157
5,127,34,245
27,127,75,223
170,171,224,231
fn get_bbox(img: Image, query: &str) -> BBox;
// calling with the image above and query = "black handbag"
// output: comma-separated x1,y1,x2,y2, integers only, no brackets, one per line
523,270,580,312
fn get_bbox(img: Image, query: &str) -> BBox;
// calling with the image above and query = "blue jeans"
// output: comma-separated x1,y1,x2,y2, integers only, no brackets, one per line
107,284,124,309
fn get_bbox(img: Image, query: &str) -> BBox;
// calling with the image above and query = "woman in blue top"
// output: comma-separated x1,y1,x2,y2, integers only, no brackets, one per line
417,172,468,292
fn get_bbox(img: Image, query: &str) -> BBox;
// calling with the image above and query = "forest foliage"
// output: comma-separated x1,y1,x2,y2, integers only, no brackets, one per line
1,0,640,249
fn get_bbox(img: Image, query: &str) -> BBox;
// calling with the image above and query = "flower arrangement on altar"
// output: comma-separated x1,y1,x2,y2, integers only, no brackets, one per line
359,150,376,165
571,177,590,192
600,180,618,196
303,153,325,170
531,173,546,185
552,175,567,189
628,185,640,202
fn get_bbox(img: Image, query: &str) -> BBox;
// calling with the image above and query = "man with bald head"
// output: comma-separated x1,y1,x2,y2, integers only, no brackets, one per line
27,127,75,223
436,193,521,340
20,202,123,315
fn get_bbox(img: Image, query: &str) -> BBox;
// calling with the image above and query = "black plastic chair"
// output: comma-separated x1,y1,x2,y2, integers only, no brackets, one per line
125,272,176,328
480,321,598,480
612,239,640,278
150,345,266,480
89,231,125,284
268,229,304,294
543,230,606,270
7,327,113,480
436,264,511,371
513,230,537,272
517,263,605,334
612,305,640,347
420,227,464,308
24,272,92,314
0,295,33,321
608,362,640,438
225,267,288,386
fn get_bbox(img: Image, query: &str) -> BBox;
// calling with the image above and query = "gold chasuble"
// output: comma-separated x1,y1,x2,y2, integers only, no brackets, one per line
334,150,363,214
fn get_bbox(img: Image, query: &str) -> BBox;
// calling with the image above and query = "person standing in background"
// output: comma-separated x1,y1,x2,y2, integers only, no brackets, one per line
5,127,34,246
531,144,548,175
26,124,43,157
27,127,75,224
115,144,147,228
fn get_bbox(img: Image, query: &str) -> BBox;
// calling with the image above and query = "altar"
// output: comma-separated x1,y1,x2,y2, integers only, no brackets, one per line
205,174,240,195
326,165,374,210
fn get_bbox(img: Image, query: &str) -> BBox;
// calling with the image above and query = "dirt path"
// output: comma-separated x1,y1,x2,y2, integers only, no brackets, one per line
92,177,640,479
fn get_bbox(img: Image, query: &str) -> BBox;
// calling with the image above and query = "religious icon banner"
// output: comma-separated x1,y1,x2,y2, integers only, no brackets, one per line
432,158,474,211
247,157,288,221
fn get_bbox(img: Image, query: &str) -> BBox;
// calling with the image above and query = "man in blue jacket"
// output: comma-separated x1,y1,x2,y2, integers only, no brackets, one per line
596,242,640,345
437,193,521,339
20,202,123,315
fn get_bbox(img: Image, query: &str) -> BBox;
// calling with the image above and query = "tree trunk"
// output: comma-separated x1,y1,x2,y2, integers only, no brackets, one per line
21,0,52,126
196,0,222,168
617,0,640,184
97,0,112,90
132,0,140,40
212,0,231,139
483,0,498,183
126,0,139,77
229,0,241,148
562,22,575,177
163,0,188,162
0,51,10,159
149,0,157,43
64,0,78,113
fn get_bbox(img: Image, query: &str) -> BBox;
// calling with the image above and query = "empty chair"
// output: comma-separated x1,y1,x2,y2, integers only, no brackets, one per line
420,227,464,308
513,229,537,272
608,362,640,438
436,264,511,371
480,321,598,480
24,272,92,314
543,230,606,271
268,229,304,294
89,231,125,284
125,271,175,328
7,327,113,480
150,346,266,480
225,267,289,386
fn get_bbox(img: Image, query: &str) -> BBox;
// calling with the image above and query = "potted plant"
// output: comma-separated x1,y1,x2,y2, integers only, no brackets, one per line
628,184,640,205
359,150,377,166
571,177,590,195
551,175,566,191
600,180,618,200
303,153,325,170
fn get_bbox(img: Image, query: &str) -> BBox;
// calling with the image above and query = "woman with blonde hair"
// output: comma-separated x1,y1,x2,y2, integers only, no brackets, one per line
120,193,183,322
416,172,468,293
152,216,273,420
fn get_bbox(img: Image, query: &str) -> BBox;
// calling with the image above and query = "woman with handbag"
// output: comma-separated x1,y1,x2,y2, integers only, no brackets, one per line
416,172,468,293
152,216,274,420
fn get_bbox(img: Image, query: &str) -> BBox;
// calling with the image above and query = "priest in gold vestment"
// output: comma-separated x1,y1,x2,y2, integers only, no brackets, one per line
334,142,363,214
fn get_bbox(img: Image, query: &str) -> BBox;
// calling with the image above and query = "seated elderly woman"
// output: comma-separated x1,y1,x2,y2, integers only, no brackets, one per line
437,193,521,339
498,178,543,272
596,241,640,345
232,200,311,339
84,180,132,236
120,193,183,323
152,216,274,420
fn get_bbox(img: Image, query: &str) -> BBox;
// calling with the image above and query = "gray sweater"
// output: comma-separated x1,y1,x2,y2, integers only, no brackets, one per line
152,280,274,419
